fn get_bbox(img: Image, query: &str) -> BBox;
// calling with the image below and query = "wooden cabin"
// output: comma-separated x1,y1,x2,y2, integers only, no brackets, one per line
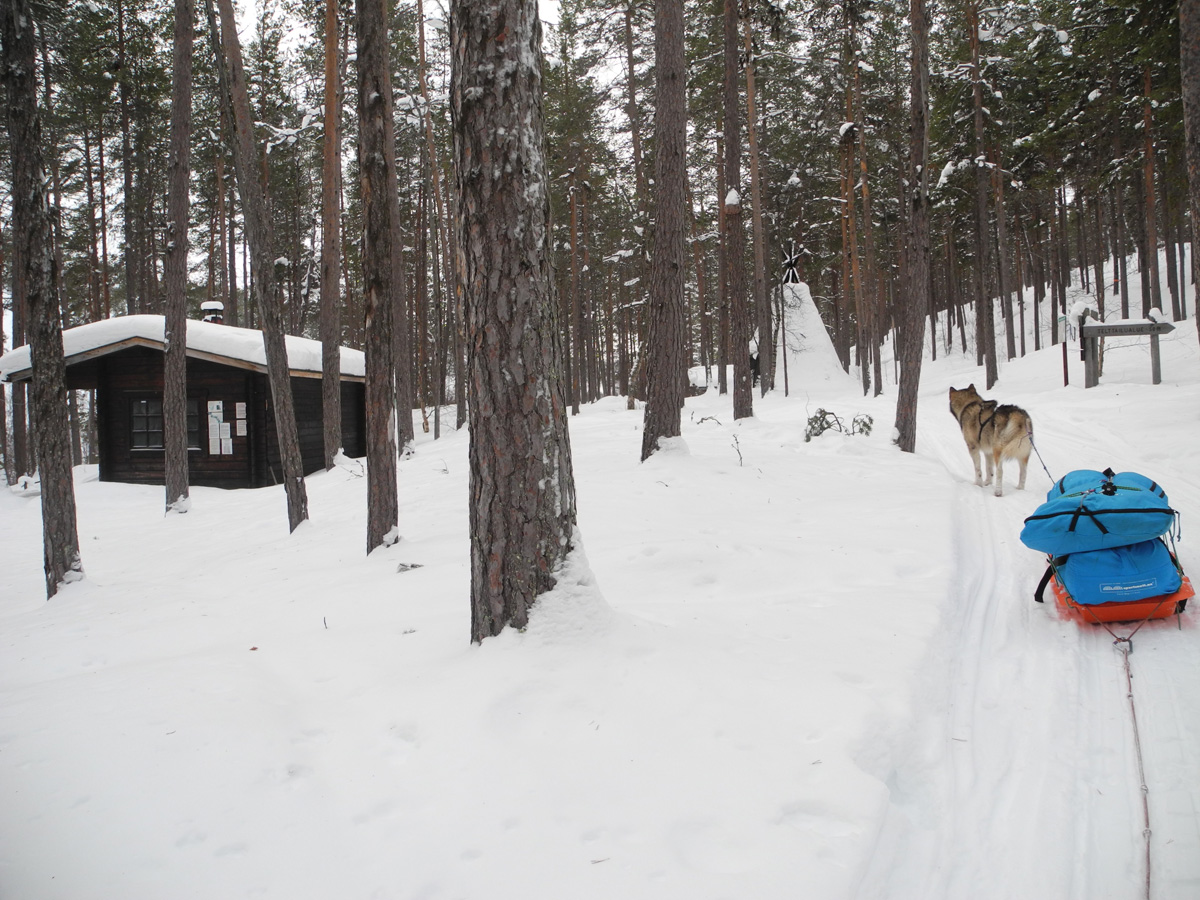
0,315,366,489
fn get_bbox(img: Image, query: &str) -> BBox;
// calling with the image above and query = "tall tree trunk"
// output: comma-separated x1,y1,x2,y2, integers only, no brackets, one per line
840,26,867,394
688,179,711,377
969,0,996,388
320,0,342,470
357,0,400,553
1014,206,1027,356
570,174,583,413
1027,212,1042,350
82,127,103,322
0,220,8,480
894,0,930,453
724,0,752,419
641,0,687,461
623,2,647,202
992,149,1015,360
207,0,309,532
2,0,83,595
1143,65,1163,315
852,12,881,397
416,0,453,434
1112,123,1130,318
717,134,729,394
1135,167,1152,315
1183,0,1200,343
216,143,227,315
116,0,140,316
742,5,771,395
10,214,27,480
97,122,113,320
228,160,240,326
1165,177,1181,318
163,0,194,514
1093,194,1106,322
451,0,578,641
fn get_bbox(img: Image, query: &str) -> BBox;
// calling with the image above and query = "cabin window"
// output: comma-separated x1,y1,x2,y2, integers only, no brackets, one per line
130,398,201,450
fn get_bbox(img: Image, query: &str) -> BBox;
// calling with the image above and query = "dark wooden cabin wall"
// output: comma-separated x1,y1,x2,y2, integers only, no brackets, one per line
79,346,366,490
95,348,253,488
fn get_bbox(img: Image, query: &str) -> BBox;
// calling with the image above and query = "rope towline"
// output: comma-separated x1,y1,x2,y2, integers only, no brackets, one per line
1076,600,1167,900
1027,428,1054,484
1118,638,1153,900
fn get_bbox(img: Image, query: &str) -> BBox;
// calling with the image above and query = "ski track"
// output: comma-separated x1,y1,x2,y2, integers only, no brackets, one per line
866,383,1200,900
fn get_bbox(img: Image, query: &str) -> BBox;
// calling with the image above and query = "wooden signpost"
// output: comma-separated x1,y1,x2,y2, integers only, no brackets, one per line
1078,309,1175,388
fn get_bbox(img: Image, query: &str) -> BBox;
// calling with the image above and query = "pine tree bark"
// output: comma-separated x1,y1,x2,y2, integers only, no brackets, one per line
207,0,309,532
163,0,194,514
451,0,578,641
840,25,867,394
641,0,687,461
724,0,752,419
0,220,8,480
851,14,881,397
968,0,997,388
716,135,729,395
416,0,454,434
742,6,771,395
1183,0,1200,343
894,0,930,454
1143,66,1163,315
2,0,83,595
320,0,343,470
356,0,399,553
992,149,1015,360
1134,167,1152,315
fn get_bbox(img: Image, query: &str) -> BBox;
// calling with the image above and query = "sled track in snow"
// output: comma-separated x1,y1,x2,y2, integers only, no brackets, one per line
864,411,1200,899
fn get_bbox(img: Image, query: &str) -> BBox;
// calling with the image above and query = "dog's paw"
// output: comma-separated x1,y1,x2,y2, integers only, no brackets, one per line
993,488,1004,497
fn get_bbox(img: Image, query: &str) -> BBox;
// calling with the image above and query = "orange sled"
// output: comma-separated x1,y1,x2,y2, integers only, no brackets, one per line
1043,568,1193,625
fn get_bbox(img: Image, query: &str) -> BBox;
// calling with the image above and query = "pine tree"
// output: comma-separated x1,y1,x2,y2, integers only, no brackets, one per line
641,0,688,460
206,0,309,532
895,0,931,453
451,0,579,641
356,0,400,554
163,0,194,514
2,0,84,596
320,0,342,470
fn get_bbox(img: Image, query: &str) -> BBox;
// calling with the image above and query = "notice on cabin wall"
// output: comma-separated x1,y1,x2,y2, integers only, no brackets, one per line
236,419,247,437
207,400,234,455
236,402,247,419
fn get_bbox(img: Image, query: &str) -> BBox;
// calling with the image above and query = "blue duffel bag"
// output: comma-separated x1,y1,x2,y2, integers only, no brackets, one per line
1020,468,1178,556
1048,539,1182,605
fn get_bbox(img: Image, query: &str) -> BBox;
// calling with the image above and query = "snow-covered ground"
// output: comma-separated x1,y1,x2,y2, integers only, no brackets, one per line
2,261,1199,899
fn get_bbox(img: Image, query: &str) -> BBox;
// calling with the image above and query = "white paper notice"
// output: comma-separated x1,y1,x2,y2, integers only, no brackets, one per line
208,420,221,439
236,402,247,419
209,439,220,455
221,438,233,455
220,423,231,440
208,400,223,415
236,419,247,436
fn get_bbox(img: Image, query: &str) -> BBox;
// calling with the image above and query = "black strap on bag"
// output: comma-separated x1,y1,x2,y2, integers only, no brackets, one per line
1034,565,1053,603
1034,555,1069,603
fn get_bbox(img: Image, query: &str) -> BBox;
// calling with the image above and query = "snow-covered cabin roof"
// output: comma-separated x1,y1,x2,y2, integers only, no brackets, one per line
0,315,365,383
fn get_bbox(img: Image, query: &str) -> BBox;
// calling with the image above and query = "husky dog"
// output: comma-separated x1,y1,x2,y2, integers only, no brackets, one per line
948,384,1033,497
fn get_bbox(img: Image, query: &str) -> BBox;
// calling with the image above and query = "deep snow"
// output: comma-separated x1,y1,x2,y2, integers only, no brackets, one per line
2,263,1199,899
